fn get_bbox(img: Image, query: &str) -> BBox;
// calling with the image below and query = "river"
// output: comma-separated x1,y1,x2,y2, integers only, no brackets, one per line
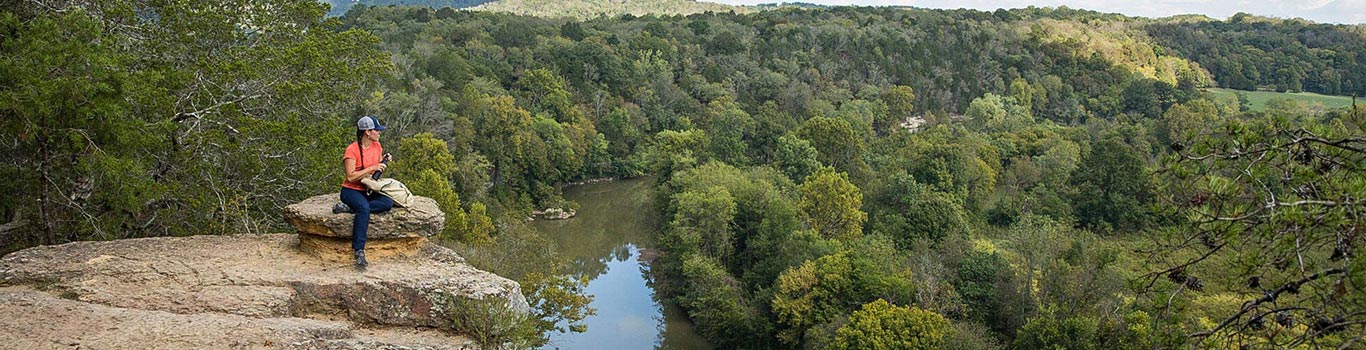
533,177,711,350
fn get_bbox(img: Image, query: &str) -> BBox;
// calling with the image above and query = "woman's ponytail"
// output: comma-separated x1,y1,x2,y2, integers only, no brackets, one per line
355,129,366,169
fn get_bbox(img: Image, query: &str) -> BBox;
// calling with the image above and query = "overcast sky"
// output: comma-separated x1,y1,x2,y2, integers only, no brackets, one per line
708,0,1366,24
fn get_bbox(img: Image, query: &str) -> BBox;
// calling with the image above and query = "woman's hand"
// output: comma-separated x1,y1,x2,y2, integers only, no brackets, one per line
372,163,388,173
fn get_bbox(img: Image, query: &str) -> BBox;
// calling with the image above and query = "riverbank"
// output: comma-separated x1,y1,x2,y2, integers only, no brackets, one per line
529,177,712,350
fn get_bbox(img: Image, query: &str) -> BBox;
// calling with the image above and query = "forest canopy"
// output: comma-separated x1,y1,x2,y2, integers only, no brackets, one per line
2,1,1363,349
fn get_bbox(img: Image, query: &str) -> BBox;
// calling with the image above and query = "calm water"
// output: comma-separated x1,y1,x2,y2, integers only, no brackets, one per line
534,177,711,350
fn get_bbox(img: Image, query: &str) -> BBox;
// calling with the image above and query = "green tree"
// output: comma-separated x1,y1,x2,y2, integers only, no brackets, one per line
407,169,471,242
1012,314,1100,350
520,271,594,336
867,175,968,246
650,129,710,181
395,133,458,178
956,250,1027,336
463,92,555,201
882,85,917,132
0,0,387,247
705,97,757,165
518,68,576,122
795,116,869,180
669,186,738,261
1158,99,1220,145
1009,78,1046,115
829,299,953,350
773,135,821,183
677,253,774,349
834,99,884,140
1069,138,1154,232
1004,215,1068,309
966,93,1033,132
771,239,916,348
798,167,867,242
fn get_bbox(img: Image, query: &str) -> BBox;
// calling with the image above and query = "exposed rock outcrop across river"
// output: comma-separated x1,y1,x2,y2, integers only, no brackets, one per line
0,234,528,349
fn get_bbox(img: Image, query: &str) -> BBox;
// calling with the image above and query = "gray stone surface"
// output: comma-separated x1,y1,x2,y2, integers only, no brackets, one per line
0,287,478,350
0,234,529,349
283,194,444,239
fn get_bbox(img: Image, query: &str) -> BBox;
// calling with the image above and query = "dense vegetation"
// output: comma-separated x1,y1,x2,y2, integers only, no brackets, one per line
1145,14,1366,96
324,0,497,17
323,0,745,18
474,0,746,19
3,1,1363,349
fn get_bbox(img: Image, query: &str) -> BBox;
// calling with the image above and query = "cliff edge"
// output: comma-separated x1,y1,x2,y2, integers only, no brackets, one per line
0,233,528,349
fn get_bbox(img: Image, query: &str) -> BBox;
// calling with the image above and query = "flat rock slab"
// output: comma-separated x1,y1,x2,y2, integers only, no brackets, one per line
0,287,476,350
0,234,528,344
284,194,444,239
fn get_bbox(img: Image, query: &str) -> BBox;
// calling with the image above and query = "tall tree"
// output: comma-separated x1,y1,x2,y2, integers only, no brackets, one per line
798,167,867,242
1069,138,1154,232
795,116,869,181
0,0,387,248
881,85,916,134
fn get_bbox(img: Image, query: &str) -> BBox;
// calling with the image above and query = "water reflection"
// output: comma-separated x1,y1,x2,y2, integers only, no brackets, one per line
535,178,710,350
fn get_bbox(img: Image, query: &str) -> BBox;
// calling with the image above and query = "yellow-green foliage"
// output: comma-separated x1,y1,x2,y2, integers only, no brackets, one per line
395,133,458,177
1018,18,1213,86
830,299,953,350
772,257,830,346
473,0,749,19
771,241,916,348
464,202,496,243
798,167,866,242
408,169,472,242
397,133,493,243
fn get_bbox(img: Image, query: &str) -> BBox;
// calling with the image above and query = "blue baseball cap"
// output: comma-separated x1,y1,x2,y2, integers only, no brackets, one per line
357,116,386,131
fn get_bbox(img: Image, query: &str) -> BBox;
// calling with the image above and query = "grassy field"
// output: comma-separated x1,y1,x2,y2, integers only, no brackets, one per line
1207,87,1358,111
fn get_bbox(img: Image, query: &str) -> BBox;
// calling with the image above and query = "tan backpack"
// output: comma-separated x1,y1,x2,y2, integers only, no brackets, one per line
360,177,415,208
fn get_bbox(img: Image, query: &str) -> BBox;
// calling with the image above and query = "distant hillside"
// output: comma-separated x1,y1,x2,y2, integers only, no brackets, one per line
324,0,745,18
473,0,748,19
323,0,496,17
1145,13,1366,96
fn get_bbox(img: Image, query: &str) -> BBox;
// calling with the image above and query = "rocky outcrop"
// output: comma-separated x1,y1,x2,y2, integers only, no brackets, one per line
0,234,528,349
283,194,445,261
0,287,475,350
533,207,576,220
283,194,444,239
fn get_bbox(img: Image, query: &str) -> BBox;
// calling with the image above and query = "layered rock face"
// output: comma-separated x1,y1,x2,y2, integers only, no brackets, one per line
283,194,443,262
0,196,527,349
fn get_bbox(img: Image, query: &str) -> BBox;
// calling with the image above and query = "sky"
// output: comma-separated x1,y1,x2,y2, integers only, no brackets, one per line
707,0,1366,24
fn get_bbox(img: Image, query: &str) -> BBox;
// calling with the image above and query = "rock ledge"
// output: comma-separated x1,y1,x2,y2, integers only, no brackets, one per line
283,194,444,239
283,194,446,261
0,234,527,349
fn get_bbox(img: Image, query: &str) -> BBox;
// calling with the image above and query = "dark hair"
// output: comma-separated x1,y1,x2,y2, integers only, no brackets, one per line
355,129,367,168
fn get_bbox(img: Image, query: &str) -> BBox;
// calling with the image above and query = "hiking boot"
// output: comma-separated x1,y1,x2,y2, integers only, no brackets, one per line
333,202,353,214
354,250,368,271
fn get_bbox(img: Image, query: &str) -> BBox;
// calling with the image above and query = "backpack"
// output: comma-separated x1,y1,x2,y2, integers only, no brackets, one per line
360,177,415,208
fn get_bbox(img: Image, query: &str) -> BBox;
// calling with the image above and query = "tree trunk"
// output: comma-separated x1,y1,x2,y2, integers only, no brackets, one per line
36,113,55,246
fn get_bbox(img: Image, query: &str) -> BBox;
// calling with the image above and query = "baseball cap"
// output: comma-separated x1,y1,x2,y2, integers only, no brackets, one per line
357,116,386,131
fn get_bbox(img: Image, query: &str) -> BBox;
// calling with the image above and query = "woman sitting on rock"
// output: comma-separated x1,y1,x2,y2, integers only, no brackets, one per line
338,115,393,270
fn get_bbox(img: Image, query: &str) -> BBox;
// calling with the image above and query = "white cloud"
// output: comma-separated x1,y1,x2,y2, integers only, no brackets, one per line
1298,0,1335,10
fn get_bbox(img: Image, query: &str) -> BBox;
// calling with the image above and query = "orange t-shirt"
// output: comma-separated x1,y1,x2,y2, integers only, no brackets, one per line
341,141,383,191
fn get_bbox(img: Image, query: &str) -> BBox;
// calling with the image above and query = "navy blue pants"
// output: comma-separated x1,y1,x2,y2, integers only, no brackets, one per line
340,187,394,251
